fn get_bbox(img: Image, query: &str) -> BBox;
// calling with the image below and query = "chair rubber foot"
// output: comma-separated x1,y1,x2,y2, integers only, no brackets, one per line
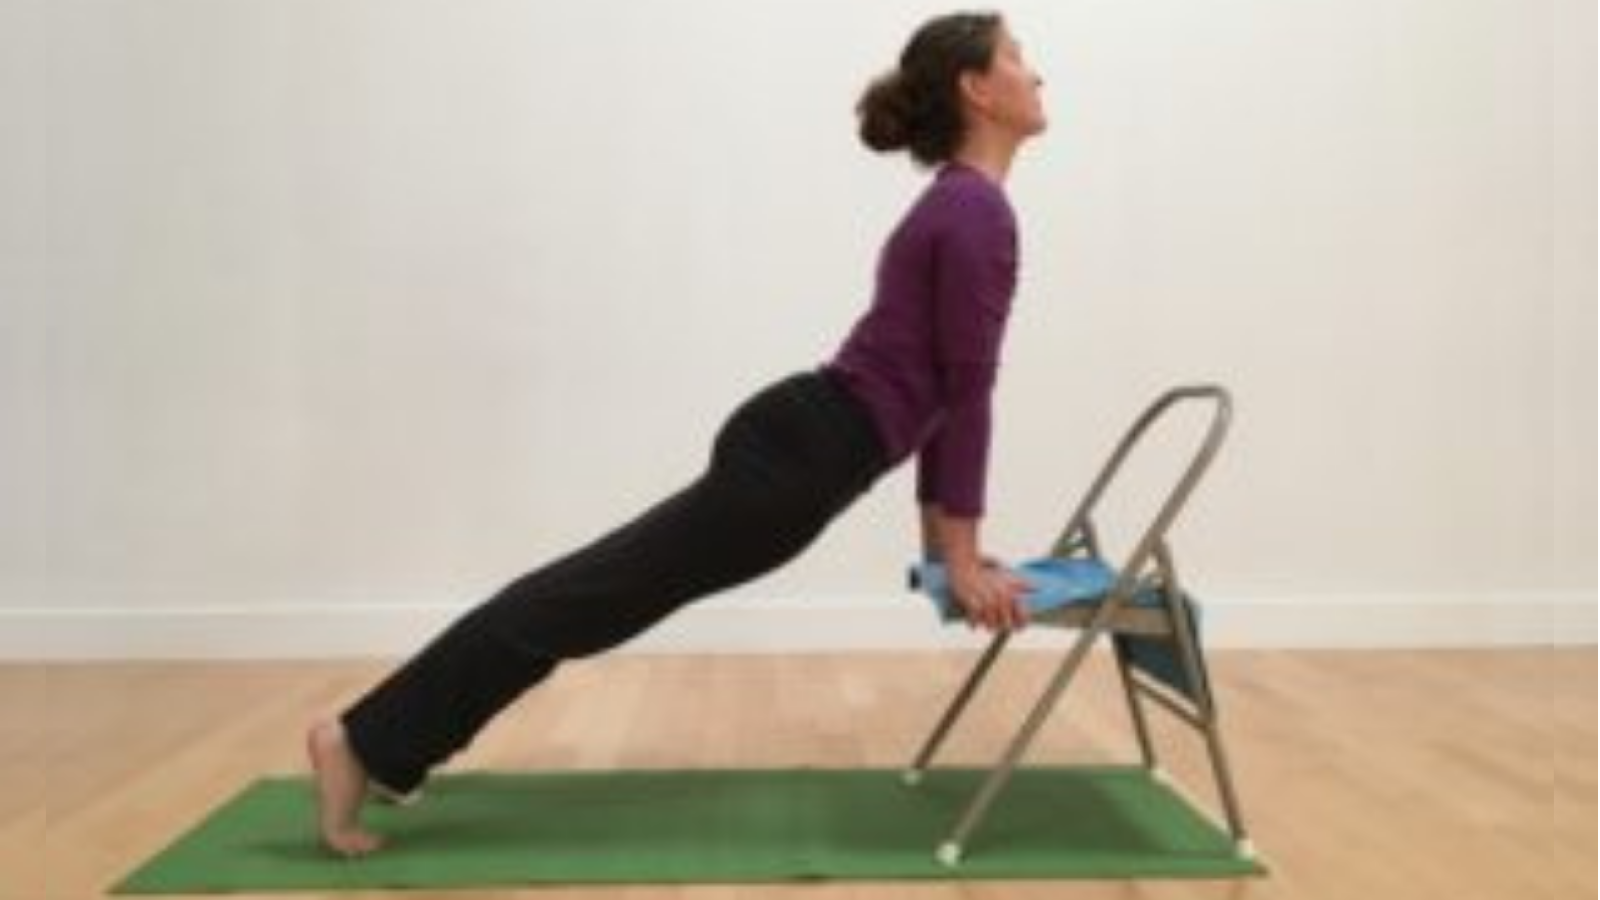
936,842,963,867
901,769,923,787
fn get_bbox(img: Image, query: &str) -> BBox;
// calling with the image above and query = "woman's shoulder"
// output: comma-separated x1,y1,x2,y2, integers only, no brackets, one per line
918,166,1015,230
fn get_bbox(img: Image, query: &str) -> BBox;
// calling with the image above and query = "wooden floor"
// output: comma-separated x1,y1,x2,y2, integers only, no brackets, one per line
1,648,1592,900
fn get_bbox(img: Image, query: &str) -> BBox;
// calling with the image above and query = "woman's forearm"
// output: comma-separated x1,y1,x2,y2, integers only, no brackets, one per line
921,504,982,570
920,504,941,560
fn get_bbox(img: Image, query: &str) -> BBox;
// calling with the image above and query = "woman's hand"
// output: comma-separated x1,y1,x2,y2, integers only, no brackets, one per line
949,559,1030,632
920,505,1027,631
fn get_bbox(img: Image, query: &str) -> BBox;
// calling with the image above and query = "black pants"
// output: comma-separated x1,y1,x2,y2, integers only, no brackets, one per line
342,369,890,794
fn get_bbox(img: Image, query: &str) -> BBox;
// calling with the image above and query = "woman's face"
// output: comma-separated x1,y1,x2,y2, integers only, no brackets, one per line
963,27,1048,140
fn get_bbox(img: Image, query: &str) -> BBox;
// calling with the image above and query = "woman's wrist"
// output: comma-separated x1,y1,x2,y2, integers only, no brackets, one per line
922,503,984,570
919,504,944,562
939,526,983,572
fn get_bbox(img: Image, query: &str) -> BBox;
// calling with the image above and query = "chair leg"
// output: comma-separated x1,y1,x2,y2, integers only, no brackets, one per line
1114,641,1159,770
1201,716,1254,856
934,622,1105,865
1154,570,1253,858
904,631,1010,785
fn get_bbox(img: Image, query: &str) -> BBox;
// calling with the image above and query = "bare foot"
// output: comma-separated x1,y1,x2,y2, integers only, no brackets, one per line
306,719,384,857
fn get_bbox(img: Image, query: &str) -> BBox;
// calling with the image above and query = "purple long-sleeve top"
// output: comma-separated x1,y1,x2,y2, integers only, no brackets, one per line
826,163,1018,517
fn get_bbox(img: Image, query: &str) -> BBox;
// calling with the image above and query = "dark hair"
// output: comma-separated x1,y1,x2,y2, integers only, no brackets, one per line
857,12,1004,167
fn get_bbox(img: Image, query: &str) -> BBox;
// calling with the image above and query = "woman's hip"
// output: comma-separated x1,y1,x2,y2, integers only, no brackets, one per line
710,369,890,504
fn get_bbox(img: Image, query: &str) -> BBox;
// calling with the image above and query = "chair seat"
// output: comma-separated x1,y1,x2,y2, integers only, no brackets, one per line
909,557,1174,635
910,557,1206,698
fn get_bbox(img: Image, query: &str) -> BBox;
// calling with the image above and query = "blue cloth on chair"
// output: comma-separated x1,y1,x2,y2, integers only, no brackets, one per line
909,557,1118,622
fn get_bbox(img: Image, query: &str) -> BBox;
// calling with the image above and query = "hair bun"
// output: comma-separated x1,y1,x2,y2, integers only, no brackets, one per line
856,69,913,153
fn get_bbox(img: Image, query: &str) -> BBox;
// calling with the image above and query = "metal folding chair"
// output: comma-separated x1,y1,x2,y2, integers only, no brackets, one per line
904,384,1254,867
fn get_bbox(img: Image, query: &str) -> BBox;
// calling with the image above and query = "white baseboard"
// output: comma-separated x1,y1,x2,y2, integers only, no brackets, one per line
0,591,1593,660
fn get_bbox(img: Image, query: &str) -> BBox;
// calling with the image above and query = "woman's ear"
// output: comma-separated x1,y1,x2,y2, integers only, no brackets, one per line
958,69,994,118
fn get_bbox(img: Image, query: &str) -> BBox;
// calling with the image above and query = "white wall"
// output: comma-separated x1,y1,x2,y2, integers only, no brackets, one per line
1,0,1592,657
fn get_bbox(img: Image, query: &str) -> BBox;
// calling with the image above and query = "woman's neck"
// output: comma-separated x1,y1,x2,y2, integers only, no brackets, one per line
952,129,1019,185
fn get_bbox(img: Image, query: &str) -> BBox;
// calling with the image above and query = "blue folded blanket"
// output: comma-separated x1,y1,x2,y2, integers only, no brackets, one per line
909,557,1118,622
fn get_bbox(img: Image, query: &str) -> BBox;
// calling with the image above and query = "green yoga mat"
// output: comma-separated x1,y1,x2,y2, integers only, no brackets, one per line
116,766,1263,893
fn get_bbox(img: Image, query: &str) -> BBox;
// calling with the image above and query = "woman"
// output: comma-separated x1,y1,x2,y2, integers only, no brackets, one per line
310,10,1047,856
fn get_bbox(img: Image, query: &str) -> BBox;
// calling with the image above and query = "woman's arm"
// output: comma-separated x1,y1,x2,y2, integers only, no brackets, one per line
917,180,1023,630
